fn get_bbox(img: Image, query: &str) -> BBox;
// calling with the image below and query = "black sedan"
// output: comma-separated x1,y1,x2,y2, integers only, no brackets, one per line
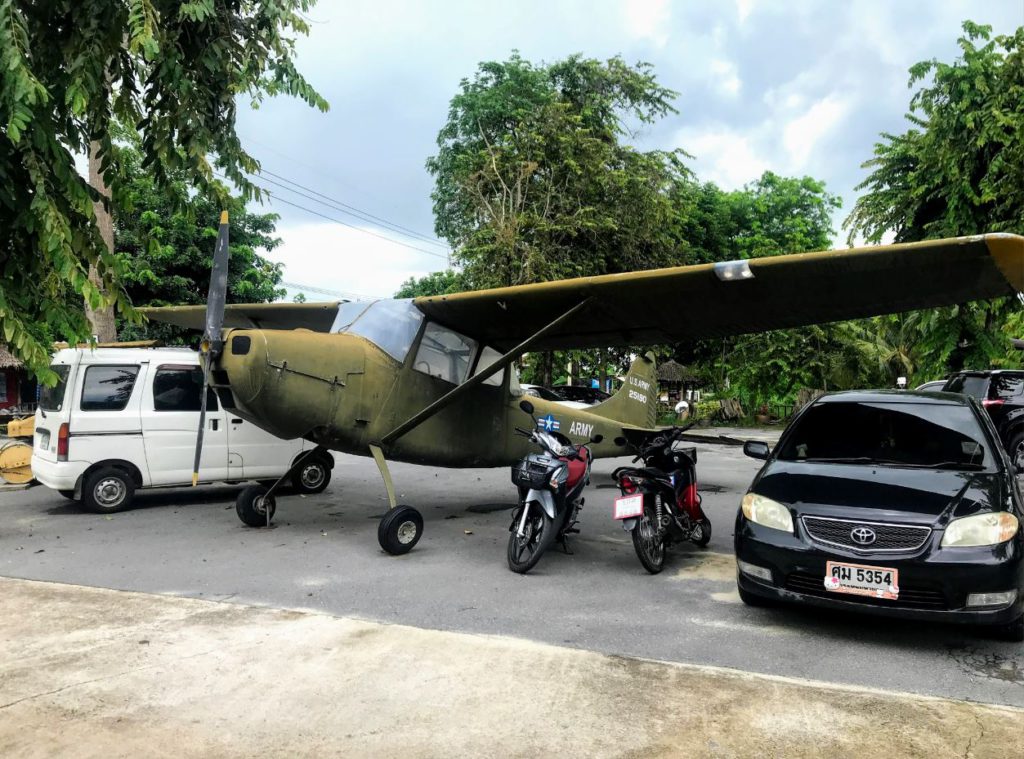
735,390,1024,640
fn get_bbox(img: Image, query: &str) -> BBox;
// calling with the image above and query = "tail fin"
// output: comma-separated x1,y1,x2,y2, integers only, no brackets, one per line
588,352,658,429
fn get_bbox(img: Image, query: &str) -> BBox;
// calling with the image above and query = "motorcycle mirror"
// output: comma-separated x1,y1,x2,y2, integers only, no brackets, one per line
590,434,604,444
613,436,627,447
519,400,535,415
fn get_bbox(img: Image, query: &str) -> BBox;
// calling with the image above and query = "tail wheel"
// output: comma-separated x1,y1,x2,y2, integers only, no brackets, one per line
236,484,276,527
378,505,423,555
631,499,666,574
690,517,712,547
507,504,558,574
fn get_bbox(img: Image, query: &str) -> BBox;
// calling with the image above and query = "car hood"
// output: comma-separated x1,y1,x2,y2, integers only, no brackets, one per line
752,461,1010,527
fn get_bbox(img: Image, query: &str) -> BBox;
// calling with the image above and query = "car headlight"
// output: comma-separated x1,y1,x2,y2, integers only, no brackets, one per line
940,512,1019,547
741,493,794,533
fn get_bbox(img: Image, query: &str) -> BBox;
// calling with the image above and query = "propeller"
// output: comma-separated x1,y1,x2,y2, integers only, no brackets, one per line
193,210,231,486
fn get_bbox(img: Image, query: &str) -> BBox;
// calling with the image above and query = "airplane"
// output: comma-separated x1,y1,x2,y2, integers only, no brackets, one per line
142,217,1024,555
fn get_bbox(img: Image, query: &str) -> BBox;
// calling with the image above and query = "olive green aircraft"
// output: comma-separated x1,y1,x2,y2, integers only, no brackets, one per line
142,218,1024,555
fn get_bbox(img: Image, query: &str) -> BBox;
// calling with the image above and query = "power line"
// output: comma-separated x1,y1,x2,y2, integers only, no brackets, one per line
281,280,382,300
259,168,447,248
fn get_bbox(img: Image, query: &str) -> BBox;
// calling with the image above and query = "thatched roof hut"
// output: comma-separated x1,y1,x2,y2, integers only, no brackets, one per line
0,346,23,370
656,360,697,383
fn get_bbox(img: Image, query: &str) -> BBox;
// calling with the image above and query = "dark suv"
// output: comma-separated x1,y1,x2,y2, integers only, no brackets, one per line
943,371,1024,467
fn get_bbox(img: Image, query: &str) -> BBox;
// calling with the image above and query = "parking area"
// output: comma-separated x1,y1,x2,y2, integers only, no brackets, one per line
3,433,1024,713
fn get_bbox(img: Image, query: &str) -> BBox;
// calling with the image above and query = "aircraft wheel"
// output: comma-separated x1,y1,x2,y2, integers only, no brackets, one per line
378,505,423,555
236,484,276,527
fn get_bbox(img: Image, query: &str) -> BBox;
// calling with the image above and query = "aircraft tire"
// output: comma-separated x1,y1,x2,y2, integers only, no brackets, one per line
236,484,276,527
378,505,423,555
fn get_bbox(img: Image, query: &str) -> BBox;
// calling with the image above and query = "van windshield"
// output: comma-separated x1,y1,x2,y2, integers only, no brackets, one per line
39,365,71,412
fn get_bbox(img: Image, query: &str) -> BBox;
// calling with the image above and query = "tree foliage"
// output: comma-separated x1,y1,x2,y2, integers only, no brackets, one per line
395,270,470,299
0,0,327,380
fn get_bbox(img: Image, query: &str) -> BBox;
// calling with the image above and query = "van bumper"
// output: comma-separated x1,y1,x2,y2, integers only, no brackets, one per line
30,455,85,492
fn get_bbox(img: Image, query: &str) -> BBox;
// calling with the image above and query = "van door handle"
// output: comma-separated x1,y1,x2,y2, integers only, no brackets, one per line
231,419,243,425
210,419,219,431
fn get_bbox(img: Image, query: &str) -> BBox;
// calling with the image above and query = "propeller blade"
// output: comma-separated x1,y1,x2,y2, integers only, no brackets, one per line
193,210,229,486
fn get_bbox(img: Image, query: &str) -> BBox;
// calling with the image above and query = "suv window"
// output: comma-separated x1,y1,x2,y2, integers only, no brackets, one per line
153,365,218,412
80,365,141,411
778,401,991,470
39,365,71,411
991,374,1024,401
944,374,989,401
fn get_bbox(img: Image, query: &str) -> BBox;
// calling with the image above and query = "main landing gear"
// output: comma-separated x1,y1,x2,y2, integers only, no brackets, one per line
370,444,423,555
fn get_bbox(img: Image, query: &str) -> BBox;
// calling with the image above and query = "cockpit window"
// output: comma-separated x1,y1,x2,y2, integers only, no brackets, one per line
330,301,372,333
414,322,478,384
472,346,504,387
344,299,424,362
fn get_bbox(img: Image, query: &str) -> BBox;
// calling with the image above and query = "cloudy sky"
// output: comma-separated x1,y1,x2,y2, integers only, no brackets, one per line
233,0,1024,301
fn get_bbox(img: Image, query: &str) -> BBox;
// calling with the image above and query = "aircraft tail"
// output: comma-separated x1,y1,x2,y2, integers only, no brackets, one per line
588,352,659,429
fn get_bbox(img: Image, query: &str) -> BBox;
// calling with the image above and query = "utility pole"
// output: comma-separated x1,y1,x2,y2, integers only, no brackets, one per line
85,140,117,343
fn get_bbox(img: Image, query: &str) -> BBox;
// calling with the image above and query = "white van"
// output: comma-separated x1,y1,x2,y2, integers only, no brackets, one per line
31,347,332,512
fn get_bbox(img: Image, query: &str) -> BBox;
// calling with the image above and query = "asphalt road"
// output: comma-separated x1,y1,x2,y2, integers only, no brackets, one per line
3,435,1024,708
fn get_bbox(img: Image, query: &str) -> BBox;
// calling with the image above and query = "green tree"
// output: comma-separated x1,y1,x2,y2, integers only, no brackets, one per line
111,135,284,343
845,21,1024,376
0,0,327,380
395,270,471,298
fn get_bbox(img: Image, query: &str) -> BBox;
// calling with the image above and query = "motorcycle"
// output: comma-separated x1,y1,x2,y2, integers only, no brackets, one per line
611,426,711,574
507,400,601,574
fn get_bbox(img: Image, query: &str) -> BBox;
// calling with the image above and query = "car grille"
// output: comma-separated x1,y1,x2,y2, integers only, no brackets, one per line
801,516,931,553
785,572,947,610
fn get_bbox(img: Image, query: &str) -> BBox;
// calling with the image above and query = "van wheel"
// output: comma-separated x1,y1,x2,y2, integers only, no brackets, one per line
292,456,331,495
237,484,276,527
81,467,135,513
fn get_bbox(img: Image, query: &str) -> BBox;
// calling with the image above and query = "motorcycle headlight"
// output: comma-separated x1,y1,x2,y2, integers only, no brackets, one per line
941,512,1019,547
741,493,794,533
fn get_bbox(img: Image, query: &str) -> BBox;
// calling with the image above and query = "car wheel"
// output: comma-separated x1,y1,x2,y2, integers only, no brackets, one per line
81,467,135,513
291,456,331,495
989,614,1024,642
738,582,775,608
1009,431,1024,475
236,484,276,527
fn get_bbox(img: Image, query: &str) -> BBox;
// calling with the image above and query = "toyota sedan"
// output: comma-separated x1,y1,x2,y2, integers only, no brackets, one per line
735,390,1024,640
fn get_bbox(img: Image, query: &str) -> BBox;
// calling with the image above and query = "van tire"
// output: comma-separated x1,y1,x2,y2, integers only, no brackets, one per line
292,456,331,495
58,490,76,500
81,467,135,513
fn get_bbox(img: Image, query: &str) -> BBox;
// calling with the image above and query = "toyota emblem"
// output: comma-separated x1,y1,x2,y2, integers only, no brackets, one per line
850,526,877,546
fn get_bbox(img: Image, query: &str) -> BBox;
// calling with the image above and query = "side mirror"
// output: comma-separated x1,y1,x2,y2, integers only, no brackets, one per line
590,434,604,444
743,440,770,460
614,436,627,447
519,400,535,415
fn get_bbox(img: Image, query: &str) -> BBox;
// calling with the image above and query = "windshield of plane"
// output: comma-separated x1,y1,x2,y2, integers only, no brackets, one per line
336,299,424,362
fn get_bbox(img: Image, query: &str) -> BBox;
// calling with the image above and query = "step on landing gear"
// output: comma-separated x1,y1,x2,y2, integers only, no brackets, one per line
370,444,423,555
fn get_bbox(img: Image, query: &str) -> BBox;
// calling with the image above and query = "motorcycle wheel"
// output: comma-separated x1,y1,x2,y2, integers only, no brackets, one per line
690,517,712,547
507,504,558,574
631,501,666,574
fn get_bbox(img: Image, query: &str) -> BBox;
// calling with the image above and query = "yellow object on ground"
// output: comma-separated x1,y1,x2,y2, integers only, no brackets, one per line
6,415,35,438
0,440,33,484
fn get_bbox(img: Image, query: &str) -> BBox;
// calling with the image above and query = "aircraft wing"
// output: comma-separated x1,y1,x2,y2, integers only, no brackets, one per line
413,234,1024,351
139,301,342,332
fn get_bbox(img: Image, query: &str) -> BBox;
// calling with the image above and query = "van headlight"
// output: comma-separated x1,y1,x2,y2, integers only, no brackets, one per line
941,512,1019,547
741,493,794,533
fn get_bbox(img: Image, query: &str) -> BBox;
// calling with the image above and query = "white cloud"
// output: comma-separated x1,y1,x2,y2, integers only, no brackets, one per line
621,0,671,47
709,59,741,96
735,0,755,25
678,128,770,189
782,94,849,170
267,221,447,301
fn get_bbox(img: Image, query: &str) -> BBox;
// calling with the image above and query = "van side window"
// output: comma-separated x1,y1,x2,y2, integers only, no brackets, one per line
153,365,219,412
80,365,141,411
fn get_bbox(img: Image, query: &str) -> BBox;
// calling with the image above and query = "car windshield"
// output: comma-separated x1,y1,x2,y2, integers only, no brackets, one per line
944,374,989,401
341,299,424,362
777,401,992,470
39,365,71,411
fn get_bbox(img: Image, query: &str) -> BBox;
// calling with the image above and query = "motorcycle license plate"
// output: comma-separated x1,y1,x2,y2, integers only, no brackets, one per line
824,561,899,600
613,494,644,520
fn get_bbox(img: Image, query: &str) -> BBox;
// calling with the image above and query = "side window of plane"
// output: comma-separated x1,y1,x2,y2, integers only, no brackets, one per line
153,365,219,412
471,346,504,387
414,322,478,384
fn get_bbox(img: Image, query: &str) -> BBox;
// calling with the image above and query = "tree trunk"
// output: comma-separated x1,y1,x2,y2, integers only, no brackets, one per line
539,352,554,387
85,141,117,343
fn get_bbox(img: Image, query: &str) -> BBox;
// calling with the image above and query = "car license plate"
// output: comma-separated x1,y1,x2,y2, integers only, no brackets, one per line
613,494,644,520
38,431,50,450
825,561,899,600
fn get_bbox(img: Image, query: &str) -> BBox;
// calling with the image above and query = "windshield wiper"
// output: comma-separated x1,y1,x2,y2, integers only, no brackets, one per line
800,456,876,464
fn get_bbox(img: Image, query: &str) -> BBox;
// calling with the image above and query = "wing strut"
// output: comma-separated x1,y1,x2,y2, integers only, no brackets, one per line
379,297,593,447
